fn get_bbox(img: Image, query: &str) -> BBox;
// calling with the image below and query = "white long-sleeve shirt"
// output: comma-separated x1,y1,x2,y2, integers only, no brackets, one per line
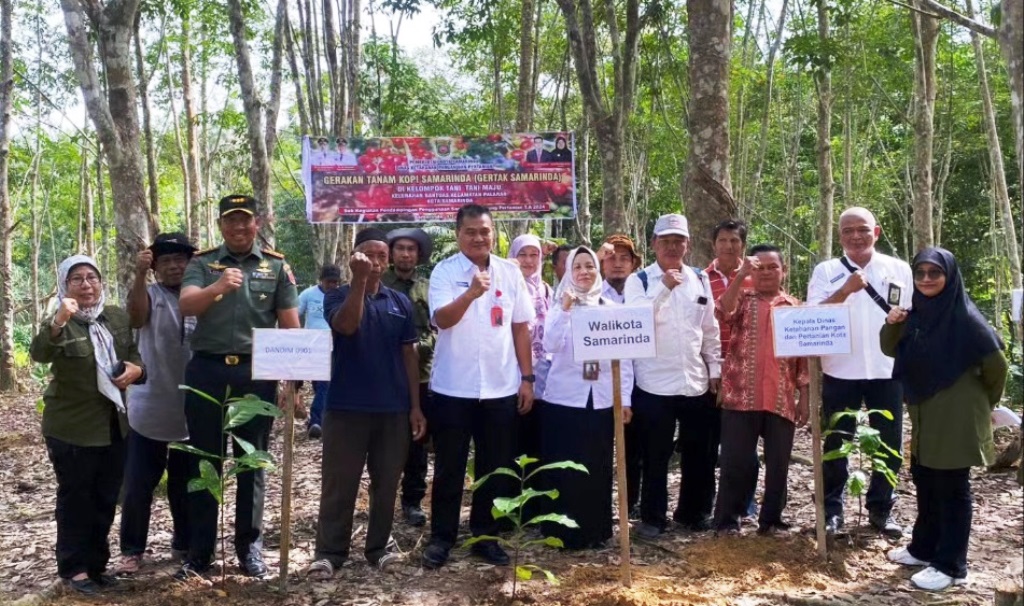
624,262,721,397
541,304,634,409
806,252,912,380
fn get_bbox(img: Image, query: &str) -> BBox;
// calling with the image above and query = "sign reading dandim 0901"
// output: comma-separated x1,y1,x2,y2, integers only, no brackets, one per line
301,133,576,223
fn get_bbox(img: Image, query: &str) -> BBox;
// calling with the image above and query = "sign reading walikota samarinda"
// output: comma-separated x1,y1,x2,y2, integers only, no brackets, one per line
301,133,576,223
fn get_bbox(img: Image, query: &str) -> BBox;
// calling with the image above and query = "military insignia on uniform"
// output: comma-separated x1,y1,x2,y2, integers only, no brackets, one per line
258,259,271,271
259,294,268,301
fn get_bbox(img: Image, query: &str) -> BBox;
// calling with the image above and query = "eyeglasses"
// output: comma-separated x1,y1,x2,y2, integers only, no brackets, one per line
68,276,101,286
913,268,944,281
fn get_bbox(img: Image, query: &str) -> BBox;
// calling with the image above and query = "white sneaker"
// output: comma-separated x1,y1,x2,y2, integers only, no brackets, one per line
911,566,968,591
887,546,930,567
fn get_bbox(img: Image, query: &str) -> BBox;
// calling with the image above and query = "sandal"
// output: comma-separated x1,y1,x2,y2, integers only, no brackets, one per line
115,554,143,575
306,559,334,580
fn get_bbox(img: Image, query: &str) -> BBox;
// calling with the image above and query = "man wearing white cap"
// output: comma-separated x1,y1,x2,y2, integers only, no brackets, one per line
625,213,722,539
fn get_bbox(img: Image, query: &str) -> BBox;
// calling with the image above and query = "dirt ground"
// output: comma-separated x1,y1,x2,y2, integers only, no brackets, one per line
1,390,1021,606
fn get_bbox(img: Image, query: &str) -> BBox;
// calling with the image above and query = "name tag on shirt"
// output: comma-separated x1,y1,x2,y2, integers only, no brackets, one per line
456,281,470,287
829,274,845,284
251,270,275,280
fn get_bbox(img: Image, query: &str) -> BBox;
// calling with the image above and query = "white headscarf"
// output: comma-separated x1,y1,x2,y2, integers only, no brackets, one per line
554,246,604,307
508,234,543,287
57,255,125,412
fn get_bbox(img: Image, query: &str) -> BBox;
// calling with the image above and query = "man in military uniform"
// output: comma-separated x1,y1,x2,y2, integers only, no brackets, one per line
383,228,435,527
177,194,300,578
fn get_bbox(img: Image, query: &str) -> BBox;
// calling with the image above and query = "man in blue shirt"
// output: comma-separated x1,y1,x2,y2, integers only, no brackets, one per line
297,264,341,438
307,229,427,577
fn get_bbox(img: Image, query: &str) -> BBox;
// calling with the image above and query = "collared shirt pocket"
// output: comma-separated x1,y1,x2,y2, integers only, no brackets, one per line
249,278,277,310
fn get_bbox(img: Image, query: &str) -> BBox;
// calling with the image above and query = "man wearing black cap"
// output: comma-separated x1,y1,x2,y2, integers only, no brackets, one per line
382,228,434,527
116,233,197,574
298,264,343,439
307,228,426,577
177,195,300,578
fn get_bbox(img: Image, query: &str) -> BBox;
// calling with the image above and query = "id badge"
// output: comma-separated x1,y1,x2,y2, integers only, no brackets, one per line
490,305,504,327
582,361,600,381
887,282,903,306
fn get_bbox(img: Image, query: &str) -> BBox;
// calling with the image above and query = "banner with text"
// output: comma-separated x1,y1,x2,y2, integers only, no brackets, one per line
772,305,852,358
302,133,576,223
570,305,658,363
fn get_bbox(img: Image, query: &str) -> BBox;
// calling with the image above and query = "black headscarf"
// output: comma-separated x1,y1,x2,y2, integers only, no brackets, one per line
893,247,1003,405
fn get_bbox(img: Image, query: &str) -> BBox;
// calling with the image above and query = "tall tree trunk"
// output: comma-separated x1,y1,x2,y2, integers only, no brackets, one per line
554,0,640,237
814,0,834,261
61,0,151,295
226,0,286,247
515,0,536,132
682,0,734,266
998,1,1023,284
749,0,788,214
81,145,96,256
909,0,939,251
134,14,159,231
0,0,15,390
165,45,190,234
179,11,202,242
964,0,1021,289
574,111,592,246
284,10,310,135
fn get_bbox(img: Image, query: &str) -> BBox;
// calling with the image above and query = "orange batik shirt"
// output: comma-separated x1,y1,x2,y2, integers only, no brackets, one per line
716,290,810,424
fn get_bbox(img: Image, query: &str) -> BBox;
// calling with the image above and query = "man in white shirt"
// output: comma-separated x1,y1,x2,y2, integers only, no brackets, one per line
422,204,536,569
625,214,722,539
807,207,913,538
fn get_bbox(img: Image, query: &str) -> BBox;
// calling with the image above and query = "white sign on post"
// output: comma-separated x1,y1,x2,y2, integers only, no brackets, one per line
252,329,333,380
570,305,658,363
772,305,852,358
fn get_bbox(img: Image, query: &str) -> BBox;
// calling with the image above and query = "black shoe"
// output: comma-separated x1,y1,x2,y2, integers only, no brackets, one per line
403,504,427,527
89,573,120,587
173,561,211,581
65,576,101,595
756,520,792,536
307,424,322,439
240,551,269,578
869,512,903,538
470,541,510,566
824,515,844,536
421,543,450,570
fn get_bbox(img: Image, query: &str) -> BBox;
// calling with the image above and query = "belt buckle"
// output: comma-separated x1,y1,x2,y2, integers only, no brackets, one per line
225,355,240,366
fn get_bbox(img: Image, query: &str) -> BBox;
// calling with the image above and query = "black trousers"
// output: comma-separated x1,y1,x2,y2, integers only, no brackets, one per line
624,417,642,511
907,459,972,579
633,387,720,529
713,410,795,530
182,355,275,566
316,410,409,565
46,433,125,579
821,375,903,518
119,429,190,556
425,392,518,548
400,383,430,508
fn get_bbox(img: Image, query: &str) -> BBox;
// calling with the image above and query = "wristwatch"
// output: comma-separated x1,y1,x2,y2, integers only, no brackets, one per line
521,374,536,383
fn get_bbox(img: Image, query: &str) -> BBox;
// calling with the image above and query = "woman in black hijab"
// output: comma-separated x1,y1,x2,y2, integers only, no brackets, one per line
880,247,1006,592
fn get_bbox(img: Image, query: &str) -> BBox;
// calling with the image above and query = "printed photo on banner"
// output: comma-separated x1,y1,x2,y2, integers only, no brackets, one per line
300,133,577,223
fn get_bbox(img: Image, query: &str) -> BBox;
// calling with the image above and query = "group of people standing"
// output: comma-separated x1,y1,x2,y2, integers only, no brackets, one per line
32,197,1007,595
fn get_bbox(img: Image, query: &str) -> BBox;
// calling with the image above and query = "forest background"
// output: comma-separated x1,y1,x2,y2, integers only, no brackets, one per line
0,0,1020,394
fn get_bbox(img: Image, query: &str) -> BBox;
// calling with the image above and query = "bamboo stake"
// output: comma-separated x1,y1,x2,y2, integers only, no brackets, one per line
278,382,296,590
809,357,827,559
612,360,632,587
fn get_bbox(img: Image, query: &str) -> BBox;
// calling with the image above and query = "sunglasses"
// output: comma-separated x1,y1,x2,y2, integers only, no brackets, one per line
913,268,944,281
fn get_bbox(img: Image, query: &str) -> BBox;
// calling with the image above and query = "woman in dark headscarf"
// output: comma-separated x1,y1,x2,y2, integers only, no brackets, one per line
880,247,1006,592
31,255,145,595
549,136,572,163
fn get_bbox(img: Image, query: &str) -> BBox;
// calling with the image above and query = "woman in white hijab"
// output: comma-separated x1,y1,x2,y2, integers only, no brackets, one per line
539,246,634,549
31,255,144,595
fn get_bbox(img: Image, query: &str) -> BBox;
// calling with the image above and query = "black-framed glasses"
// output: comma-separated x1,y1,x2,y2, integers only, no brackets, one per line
68,275,101,286
913,268,944,281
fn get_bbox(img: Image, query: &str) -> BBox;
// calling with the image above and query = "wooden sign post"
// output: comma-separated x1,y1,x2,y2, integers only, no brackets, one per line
570,305,657,588
808,358,827,559
251,329,333,589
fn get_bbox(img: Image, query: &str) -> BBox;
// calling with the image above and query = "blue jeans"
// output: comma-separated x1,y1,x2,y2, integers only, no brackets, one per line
309,381,329,428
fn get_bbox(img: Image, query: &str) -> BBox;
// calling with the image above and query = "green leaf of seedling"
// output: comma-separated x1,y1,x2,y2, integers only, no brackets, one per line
828,410,858,428
231,433,257,455
169,442,222,461
461,535,505,550
525,460,589,482
539,567,560,585
235,451,276,471
869,408,895,421
848,470,867,496
526,513,579,529
522,535,567,550
822,441,857,461
515,566,533,581
179,385,223,407
514,454,539,469
491,506,509,521
469,467,520,490
879,441,902,460
225,396,283,429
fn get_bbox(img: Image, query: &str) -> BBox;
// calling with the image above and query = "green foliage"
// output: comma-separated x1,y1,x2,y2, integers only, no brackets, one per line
823,408,902,529
463,455,587,597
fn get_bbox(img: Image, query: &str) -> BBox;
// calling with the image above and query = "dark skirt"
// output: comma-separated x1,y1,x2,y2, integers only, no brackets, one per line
538,398,614,549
